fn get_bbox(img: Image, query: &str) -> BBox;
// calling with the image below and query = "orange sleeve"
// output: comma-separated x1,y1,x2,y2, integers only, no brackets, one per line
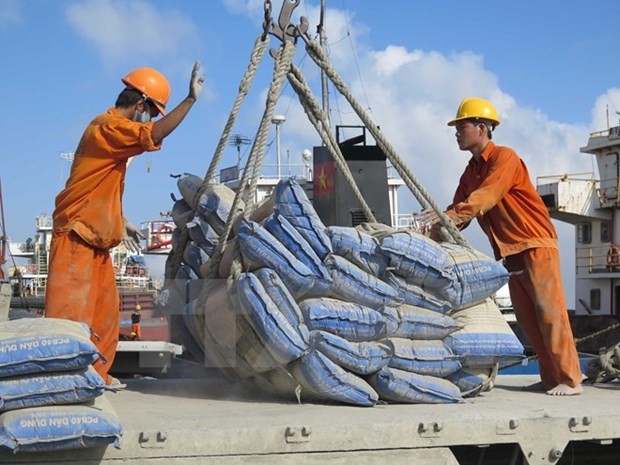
447,150,519,227
53,109,162,249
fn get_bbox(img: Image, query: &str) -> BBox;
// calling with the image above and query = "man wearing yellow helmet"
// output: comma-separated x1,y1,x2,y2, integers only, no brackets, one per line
45,62,205,388
429,97,583,396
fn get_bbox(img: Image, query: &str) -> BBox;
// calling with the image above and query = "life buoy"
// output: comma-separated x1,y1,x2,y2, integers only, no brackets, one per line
607,245,620,271
155,223,174,244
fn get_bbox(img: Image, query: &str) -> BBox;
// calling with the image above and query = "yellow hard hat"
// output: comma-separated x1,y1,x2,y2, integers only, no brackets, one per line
135,304,141,311
448,97,500,127
122,67,170,116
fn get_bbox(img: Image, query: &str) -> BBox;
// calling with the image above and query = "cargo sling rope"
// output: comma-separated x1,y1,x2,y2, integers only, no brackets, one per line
584,341,620,383
498,321,620,379
298,32,469,248
164,33,270,281
183,39,298,378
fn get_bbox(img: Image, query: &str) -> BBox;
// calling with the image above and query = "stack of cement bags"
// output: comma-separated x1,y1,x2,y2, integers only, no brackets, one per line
161,175,524,406
0,318,122,453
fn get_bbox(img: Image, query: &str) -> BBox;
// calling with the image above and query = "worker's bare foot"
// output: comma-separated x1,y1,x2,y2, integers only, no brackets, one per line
521,382,547,392
546,384,583,396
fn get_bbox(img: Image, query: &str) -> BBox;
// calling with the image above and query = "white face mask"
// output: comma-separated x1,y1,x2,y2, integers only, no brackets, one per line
132,99,152,123
133,109,151,123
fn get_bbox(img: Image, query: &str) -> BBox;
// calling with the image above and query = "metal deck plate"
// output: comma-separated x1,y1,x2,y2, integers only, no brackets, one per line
2,374,619,465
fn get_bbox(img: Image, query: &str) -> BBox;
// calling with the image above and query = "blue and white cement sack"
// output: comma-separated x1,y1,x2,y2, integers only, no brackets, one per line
177,173,203,208
254,268,310,342
0,395,122,453
439,243,509,310
237,219,321,298
368,367,464,404
0,366,109,413
444,298,525,367
299,298,387,342
325,254,401,309
378,305,401,337
380,231,455,289
0,318,100,378
183,242,210,278
382,304,462,340
310,330,392,375
383,272,452,314
157,285,204,362
274,178,332,260
196,183,244,236
290,349,378,406
235,315,282,374
237,272,308,365
171,198,192,228
326,226,388,276
446,365,498,397
187,214,219,256
386,338,462,378
262,212,331,287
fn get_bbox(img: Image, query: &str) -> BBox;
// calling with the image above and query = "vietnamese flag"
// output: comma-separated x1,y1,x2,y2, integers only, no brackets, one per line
314,159,335,197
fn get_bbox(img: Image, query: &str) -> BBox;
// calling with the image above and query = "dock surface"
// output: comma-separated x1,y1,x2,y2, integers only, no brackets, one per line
1,374,619,465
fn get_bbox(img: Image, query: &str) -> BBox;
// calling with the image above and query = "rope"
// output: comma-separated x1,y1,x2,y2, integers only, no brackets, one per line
204,35,270,186
196,40,298,385
164,34,269,281
499,321,620,378
286,64,376,223
205,39,297,284
301,34,469,247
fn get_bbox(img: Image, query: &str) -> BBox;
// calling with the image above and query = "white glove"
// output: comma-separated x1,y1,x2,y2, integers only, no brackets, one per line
122,221,145,254
189,60,206,100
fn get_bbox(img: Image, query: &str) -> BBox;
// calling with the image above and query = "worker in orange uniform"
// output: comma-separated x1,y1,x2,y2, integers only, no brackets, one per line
131,305,142,341
419,97,583,396
45,62,205,388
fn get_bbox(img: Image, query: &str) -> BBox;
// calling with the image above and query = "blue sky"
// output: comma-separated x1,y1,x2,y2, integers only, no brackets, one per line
2,0,620,305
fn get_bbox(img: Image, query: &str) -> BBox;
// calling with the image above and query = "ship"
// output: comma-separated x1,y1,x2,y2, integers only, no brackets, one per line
537,119,620,354
7,214,182,375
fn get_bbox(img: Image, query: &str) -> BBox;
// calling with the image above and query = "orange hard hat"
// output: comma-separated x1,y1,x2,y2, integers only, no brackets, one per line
122,67,170,116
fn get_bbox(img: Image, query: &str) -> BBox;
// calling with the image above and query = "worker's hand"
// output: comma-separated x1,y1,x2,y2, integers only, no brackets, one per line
122,221,145,254
410,208,440,234
188,60,205,101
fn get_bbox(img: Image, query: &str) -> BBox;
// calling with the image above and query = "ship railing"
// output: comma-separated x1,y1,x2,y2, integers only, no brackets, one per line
535,172,620,209
141,220,176,254
394,213,413,229
588,126,620,139
576,244,620,274
536,172,596,185
35,215,53,230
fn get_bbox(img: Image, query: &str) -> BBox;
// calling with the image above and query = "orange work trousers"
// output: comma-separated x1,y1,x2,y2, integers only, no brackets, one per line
505,247,582,389
45,231,119,385
131,323,141,340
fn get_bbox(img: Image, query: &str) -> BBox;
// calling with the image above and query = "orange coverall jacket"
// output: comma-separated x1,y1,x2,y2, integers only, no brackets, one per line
45,108,161,384
444,141,582,389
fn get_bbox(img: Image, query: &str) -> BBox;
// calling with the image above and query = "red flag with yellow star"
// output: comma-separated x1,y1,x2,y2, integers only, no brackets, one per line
313,159,334,197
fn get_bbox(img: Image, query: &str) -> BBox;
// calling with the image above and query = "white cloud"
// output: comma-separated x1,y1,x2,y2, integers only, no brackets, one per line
0,0,22,27
66,0,197,62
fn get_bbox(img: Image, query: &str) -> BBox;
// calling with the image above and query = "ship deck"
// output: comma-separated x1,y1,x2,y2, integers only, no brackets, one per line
2,373,620,465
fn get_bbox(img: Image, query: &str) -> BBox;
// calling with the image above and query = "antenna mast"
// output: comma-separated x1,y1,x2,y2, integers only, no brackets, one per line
318,0,330,130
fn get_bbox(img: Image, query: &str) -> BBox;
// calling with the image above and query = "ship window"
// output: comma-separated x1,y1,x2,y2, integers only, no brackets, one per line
601,221,611,243
577,223,592,244
590,289,601,311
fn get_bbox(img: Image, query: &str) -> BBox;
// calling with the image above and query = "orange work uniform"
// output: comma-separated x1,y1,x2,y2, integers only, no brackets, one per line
445,141,582,389
45,108,161,384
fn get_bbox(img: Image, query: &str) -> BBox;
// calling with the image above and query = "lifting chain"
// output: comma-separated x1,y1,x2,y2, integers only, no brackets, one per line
262,0,273,41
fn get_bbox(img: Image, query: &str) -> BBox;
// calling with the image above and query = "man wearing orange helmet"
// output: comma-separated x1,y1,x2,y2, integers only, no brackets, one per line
422,97,583,396
45,61,205,388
